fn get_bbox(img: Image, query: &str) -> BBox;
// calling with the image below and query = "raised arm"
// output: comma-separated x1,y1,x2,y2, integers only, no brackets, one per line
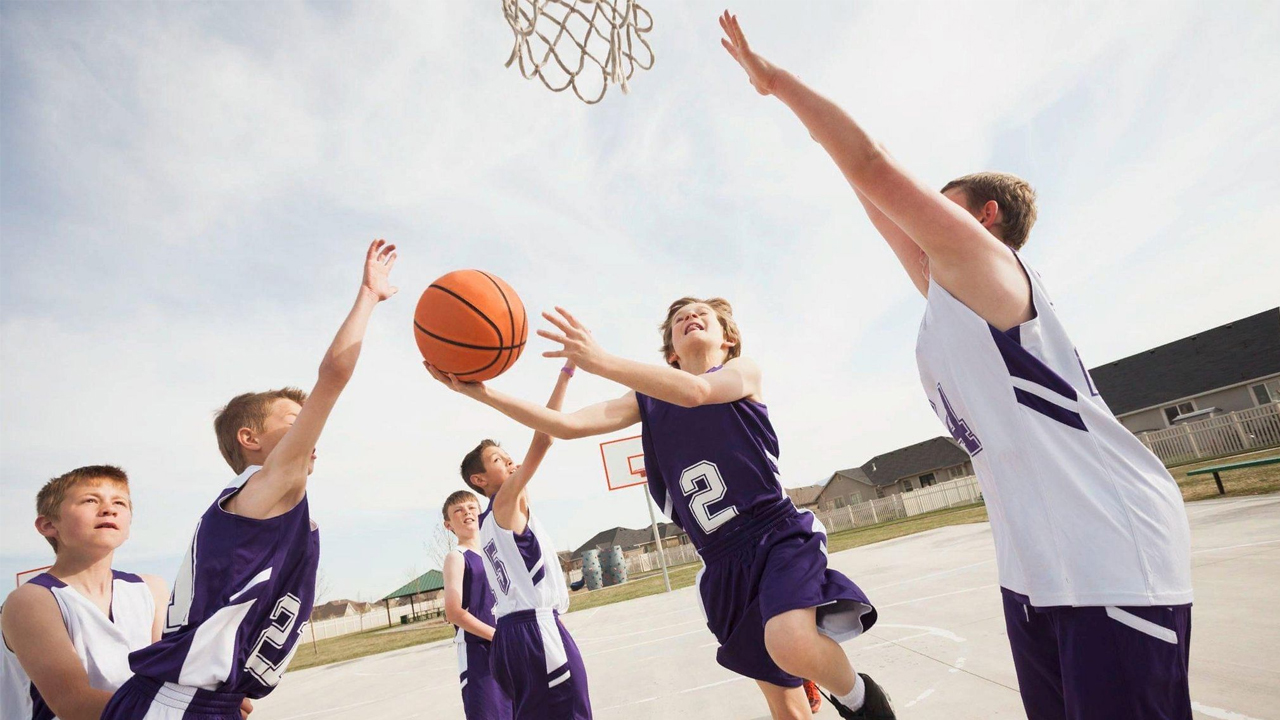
719,12,1031,330
539,307,763,407
1,585,112,720
425,365,641,440
855,188,930,297
227,240,398,519
442,551,495,641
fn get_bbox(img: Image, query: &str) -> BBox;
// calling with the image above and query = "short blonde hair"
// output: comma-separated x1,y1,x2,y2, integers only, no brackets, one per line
659,297,742,369
442,490,480,523
941,172,1038,250
36,465,130,551
214,388,308,473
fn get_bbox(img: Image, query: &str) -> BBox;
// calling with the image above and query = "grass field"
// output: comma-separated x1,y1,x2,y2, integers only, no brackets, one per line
286,452,1279,670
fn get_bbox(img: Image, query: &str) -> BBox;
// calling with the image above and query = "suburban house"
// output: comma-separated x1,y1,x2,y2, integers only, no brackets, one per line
311,599,376,621
814,436,974,511
785,484,826,511
567,522,689,571
1090,308,1280,434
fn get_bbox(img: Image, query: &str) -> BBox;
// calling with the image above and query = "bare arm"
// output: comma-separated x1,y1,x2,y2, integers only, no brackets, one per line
539,307,763,407
426,366,641,440
855,188,929,297
227,240,398,519
442,551,495,641
1,586,112,720
492,364,574,533
719,12,1031,330
142,574,168,642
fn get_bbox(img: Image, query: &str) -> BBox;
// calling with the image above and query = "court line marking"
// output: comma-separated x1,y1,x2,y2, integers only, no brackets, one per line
1191,539,1280,554
596,676,751,712
575,619,704,644
584,629,706,657
904,688,935,708
1190,701,1264,720
865,560,995,592
878,584,998,609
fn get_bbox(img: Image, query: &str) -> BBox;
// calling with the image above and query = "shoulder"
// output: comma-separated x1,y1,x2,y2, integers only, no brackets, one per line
139,574,169,601
721,356,760,374
1,582,61,633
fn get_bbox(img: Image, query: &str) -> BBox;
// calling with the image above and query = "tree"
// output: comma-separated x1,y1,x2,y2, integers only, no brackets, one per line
424,516,458,572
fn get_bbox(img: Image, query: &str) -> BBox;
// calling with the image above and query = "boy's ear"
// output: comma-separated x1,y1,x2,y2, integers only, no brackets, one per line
470,473,488,491
237,427,260,451
35,515,58,544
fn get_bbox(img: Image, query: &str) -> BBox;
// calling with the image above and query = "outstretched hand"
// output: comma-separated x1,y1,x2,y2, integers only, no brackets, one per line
538,307,605,373
362,239,399,302
719,11,778,95
424,363,489,401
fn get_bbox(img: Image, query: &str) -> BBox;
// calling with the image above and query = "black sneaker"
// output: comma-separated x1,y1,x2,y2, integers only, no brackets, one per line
823,674,895,719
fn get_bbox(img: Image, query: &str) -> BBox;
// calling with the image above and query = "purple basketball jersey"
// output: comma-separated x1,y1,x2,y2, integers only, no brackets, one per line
459,548,498,644
127,465,319,698
636,379,787,550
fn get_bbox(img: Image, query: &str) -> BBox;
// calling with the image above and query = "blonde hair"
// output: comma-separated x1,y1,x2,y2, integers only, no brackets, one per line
941,172,1038,250
36,465,130,551
659,297,742,369
442,490,480,523
214,388,308,473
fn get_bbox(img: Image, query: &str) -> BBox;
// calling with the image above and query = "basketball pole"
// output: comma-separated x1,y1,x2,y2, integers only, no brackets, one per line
640,473,673,593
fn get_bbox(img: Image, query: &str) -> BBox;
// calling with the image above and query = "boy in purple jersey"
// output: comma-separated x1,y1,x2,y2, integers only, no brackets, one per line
718,10,1194,720
101,240,399,720
442,490,514,720
429,304,891,719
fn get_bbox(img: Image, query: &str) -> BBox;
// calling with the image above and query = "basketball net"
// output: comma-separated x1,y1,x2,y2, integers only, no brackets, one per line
501,0,654,104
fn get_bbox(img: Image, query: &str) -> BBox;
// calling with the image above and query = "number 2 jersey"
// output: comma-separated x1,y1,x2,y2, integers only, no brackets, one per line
916,254,1192,608
127,465,320,697
636,378,788,550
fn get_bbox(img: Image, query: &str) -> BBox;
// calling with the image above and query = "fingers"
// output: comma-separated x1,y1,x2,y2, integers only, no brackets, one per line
554,306,583,330
542,350,568,359
377,243,397,264
536,328,570,346
368,238,385,259
541,310,573,335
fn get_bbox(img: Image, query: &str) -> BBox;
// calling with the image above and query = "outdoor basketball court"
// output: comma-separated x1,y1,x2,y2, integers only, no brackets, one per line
253,494,1280,720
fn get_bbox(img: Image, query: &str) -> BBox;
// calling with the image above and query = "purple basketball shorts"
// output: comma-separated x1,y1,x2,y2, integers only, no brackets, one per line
1002,587,1192,720
458,639,515,720
696,500,876,688
490,609,591,719
101,675,245,720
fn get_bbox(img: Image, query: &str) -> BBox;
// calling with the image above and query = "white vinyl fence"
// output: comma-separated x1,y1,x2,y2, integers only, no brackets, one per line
813,475,983,534
307,598,444,642
625,542,701,575
1136,403,1280,466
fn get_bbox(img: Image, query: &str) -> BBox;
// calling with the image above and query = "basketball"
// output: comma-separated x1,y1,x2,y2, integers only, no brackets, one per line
413,269,528,382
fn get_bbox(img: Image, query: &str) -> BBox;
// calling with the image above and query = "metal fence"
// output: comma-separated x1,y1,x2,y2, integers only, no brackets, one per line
1136,403,1280,466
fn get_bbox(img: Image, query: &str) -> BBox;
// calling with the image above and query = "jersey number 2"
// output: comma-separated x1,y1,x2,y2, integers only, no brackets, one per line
680,461,739,534
246,594,305,687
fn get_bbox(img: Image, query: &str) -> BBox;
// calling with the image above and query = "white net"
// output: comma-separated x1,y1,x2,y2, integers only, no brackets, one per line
502,0,654,104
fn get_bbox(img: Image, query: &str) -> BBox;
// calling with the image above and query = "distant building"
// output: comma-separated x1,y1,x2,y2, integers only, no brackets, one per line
567,522,689,571
785,484,826,510
311,599,377,621
814,437,974,511
1090,308,1280,434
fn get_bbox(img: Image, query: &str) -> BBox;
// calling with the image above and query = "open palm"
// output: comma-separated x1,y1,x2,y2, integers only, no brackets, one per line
362,239,398,302
719,11,777,95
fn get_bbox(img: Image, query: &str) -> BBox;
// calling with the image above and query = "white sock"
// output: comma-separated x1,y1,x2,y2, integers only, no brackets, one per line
834,674,866,711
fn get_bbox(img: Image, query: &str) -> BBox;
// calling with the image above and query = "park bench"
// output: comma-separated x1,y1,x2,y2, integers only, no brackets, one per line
1186,455,1280,495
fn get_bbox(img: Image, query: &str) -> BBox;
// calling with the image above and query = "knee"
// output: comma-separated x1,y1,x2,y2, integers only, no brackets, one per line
764,612,814,673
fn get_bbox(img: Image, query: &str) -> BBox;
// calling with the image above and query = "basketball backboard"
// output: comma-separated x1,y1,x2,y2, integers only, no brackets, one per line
600,435,646,491
15,565,52,589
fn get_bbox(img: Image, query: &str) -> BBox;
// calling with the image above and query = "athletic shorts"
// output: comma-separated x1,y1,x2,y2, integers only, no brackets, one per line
458,640,515,720
491,609,591,720
1002,587,1192,720
696,499,876,688
101,675,245,720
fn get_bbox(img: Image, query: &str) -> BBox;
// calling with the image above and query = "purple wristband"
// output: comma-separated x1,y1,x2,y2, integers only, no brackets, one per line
561,366,575,377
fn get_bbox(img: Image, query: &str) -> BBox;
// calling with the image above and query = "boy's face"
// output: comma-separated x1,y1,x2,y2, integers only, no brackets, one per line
473,445,518,496
40,480,132,553
444,499,482,541
669,302,730,367
249,398,313,474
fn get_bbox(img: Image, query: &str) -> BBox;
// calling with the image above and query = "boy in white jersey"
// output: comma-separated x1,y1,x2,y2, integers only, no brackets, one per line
719,11,1194,719
1,466,246,720
432,360,591,719
442,490,513,720
102,240,398,720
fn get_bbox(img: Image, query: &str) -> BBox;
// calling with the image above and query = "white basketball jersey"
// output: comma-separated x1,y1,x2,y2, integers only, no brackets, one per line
478,506,569,618
916,255,1192,608
1,571,154,720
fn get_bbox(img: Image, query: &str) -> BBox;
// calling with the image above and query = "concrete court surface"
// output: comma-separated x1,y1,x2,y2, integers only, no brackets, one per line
255,495,1280,720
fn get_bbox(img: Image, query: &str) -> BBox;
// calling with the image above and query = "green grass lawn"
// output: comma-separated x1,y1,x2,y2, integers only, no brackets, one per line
286,454,1280,671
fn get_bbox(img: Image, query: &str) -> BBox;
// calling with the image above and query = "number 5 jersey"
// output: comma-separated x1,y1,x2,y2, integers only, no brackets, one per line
127,464,320,697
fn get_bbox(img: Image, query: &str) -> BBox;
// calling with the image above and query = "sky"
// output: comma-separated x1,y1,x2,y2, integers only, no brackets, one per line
2,0,1278,603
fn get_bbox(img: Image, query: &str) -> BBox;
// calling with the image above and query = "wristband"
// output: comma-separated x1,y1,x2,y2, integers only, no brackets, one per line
561,366,575,377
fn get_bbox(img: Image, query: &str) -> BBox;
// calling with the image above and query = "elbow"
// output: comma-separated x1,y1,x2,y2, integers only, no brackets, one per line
318,357,355,387
443,607,458,625
676,383,712,408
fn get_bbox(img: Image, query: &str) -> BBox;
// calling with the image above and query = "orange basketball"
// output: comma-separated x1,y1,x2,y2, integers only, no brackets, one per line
414,270,528,382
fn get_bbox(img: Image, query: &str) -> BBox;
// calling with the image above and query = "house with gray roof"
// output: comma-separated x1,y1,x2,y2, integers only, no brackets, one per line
813,436,973,511
1090,308,1280,434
